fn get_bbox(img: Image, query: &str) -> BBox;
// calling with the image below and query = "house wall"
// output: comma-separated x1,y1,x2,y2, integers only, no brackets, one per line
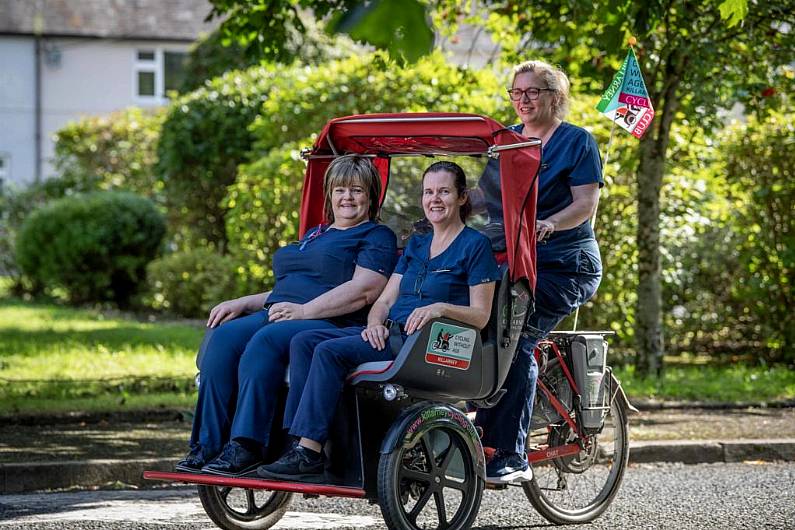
0,36,36,187
1,36,189,187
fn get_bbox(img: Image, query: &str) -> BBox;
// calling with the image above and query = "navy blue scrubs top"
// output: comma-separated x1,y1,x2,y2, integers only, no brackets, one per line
388,227,499,325
268,221,398,326
478,122,603,269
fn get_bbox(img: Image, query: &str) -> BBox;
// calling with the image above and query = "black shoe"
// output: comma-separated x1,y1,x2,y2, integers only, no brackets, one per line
257,445,325,482
202,441,263,477
175,446,211,473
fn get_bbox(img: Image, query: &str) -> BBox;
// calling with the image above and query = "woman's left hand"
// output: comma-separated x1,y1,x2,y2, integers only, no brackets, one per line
268,302,306,322
405,303,445,335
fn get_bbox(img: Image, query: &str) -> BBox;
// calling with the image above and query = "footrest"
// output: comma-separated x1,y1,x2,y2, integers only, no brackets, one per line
143,471,366,498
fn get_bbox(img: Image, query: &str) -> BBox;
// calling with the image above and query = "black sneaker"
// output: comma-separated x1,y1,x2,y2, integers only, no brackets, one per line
175,446,211,473
257,445,325,482
202,441,263,477
485,450,533,484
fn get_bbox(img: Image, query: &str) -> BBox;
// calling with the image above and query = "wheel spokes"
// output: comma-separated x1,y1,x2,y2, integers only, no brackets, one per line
433,490,448,528
219,486,232,501
408,486,435,523
245,489,256,515
402,466,433,483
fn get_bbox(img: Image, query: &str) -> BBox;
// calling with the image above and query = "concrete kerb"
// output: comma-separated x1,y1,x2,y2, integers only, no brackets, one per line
3,439,795,494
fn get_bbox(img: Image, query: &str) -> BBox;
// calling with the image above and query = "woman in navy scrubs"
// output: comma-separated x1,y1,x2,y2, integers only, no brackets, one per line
258,161,499,481
176,155,397,476
474,60,603,484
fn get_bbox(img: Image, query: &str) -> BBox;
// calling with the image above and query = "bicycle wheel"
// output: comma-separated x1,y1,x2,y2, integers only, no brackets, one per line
378,420,483,530
523,396,629,524
198,485,292,530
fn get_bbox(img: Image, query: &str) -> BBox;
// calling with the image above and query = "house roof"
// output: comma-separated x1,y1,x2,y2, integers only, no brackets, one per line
0,0,219,41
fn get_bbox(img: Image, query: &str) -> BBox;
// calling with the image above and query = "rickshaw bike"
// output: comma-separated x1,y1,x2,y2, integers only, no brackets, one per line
145,112,636,530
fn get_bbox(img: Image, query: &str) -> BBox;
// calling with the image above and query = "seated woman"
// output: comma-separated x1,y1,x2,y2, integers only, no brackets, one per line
258,161,499,481
176,155,397,476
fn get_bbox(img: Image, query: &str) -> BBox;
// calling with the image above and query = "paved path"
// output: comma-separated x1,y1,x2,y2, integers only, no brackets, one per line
1,463,793,529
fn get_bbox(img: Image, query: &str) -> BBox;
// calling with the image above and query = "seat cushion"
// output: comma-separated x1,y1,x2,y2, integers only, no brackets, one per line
347,360,394,381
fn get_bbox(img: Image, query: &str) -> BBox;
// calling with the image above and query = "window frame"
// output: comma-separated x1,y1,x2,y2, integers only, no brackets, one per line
132,47,188,105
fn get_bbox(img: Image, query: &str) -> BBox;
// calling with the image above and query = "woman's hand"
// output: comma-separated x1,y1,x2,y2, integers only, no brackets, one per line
207,298,249,328
536,219,556,241
405,303,445,335
362,324,389,351
268,302,306,322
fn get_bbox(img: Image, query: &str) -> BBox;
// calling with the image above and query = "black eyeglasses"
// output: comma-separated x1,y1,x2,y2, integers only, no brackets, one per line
507,87,555,101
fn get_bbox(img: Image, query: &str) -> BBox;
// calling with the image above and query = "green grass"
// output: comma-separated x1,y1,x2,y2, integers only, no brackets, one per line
0,299,202,415
614,364,795,403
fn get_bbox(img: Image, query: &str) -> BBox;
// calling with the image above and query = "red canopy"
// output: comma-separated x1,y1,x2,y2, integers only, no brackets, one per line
299,113,540,288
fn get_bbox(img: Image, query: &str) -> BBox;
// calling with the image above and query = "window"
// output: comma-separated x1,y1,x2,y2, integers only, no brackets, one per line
134,48,188,103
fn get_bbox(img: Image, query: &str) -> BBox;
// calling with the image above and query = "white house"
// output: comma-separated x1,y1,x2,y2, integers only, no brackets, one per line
0,0,217,187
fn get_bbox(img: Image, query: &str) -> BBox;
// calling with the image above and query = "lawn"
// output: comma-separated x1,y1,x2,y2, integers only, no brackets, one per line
0,299,202,415
1,299,793,416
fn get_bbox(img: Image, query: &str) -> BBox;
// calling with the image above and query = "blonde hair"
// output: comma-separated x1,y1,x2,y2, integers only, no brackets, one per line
323,155,382,223
512,60,571,120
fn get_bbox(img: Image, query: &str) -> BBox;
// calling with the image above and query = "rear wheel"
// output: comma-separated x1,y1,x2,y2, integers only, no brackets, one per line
378,420,483,530
523,396,629,524
198,485,292,530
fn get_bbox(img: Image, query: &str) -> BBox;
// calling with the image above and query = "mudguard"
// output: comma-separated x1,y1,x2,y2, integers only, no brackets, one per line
609,370,639,414
380,402,486,480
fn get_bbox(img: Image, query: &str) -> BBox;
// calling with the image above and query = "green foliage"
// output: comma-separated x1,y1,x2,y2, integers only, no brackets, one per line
179,23,361,94
52,107,166,201
722,111,795,361
15,192,165,306
156,65,279,248
208,0,430,63
224,140,307,289
251,51,503,152
146,248,247,318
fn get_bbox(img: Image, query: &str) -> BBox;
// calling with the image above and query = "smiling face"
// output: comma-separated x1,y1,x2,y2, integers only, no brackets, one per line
422,170,466,227
330,180,371,227
511,71,557,127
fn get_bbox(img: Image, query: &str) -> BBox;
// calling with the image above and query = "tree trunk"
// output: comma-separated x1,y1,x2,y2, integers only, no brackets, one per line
634,61,680,377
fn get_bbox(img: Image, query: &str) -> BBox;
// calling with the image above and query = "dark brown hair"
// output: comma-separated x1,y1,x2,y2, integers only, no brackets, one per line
422,161,472,222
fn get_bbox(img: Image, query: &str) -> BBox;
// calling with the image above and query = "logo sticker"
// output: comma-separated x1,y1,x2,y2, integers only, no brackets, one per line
425,322,476,370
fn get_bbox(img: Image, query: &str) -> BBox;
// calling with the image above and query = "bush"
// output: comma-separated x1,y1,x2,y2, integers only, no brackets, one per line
156,65,281,249
15,191,165,306
224,139,308,289
146,248,248,317
52,107,166,202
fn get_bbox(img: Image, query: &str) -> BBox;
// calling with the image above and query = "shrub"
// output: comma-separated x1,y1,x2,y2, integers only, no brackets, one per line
15,191,165,306
156,65,281,249
52,107,166,202
146,248,248,317
224,139,308,289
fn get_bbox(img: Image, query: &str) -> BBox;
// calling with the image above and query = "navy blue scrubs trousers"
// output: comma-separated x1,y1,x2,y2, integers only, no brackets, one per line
189,309,338,457
284,327,396,443
476,244,601,455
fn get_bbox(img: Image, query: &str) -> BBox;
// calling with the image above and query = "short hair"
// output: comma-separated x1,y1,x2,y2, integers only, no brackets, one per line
323,155,382,223
512,60,571,121
422,160,472,223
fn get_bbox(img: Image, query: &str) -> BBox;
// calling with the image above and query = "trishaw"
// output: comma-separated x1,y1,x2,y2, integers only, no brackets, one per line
145,112,636,530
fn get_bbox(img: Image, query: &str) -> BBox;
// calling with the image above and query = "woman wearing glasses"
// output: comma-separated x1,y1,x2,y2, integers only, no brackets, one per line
473,60,604,484
176,155,397,476
257,161,499,482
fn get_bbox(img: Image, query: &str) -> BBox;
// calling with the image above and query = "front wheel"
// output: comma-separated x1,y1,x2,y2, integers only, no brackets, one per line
378,419,483,530
523,396,629,524
198,485,292,530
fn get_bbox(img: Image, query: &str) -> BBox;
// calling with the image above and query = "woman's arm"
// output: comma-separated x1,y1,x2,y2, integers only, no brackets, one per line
267,265,388,322
361,273,403,350
404,282,496,335
536,183,600,240
207,291,272,328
